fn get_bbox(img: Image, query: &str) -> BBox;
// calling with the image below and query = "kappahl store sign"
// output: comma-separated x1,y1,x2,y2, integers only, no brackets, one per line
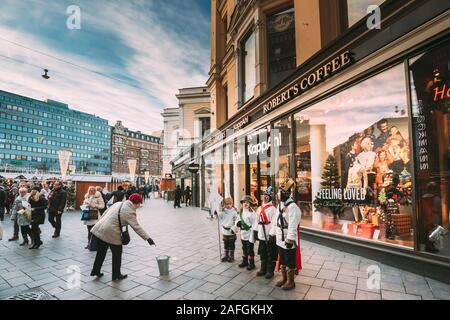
263,51,352,115
247,132,281,156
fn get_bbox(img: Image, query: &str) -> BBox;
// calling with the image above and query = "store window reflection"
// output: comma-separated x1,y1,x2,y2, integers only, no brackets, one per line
409,41,450,257
273,116,293,202
295,63,413,248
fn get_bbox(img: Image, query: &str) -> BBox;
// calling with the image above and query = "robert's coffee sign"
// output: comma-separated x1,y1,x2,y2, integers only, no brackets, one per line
263,51,352,115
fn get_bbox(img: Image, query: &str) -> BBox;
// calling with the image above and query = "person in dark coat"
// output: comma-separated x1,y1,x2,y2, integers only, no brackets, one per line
184,186,192,207
112,186,126,204
174,185,182,209
47,181,67,238
0,186,6,221
28,186,47,249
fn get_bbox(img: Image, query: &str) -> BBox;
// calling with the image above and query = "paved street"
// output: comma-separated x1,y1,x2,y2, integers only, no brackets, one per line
1,198,449,300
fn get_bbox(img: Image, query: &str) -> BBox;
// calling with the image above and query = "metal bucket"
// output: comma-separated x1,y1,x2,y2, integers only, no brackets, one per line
156,255,170,276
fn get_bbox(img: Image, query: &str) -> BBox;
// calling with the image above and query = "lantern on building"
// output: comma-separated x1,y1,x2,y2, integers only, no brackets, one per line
128,159,137,185
58,149,72,181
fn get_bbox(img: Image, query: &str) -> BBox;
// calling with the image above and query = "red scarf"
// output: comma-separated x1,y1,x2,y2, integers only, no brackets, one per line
276,225,302,275
260,204,273,225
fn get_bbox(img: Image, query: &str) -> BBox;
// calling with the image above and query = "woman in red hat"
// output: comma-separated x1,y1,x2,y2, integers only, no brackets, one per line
90,193,156,281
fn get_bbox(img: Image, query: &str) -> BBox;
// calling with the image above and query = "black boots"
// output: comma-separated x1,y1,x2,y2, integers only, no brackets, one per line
221,250,229,262
256,259,267,277
265,262,275,279
239,256,248,268
112,274,127,281
247,256,255,271
228,250,235,263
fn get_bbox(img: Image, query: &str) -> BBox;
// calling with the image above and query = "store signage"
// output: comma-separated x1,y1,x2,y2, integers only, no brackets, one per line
262,51,353,115
317,188,367,201
247,132,281,156
433,83,450,102
414,104,429,171
204,131,226,149
233,116,249,130
188,163,200,173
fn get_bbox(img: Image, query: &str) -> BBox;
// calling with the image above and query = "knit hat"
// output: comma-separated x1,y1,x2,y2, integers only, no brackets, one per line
129,193,143,204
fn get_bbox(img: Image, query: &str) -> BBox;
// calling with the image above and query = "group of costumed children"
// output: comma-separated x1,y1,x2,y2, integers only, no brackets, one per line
214,180,302,291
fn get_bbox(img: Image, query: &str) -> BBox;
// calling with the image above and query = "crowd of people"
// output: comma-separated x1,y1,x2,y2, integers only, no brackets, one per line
0,180,67,249
0,180,157,281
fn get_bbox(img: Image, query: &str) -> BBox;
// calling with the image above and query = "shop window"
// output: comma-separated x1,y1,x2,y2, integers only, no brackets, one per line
240,31,256,104
247,126,272,205
267,7,296,88
346,0,386,27
294,63,413,248
273,116,293,198
409,41,450,257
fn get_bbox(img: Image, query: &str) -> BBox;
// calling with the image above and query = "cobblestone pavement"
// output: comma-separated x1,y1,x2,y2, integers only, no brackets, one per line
1,198,449,300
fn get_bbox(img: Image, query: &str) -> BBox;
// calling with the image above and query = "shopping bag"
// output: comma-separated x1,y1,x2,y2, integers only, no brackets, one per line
88,234,98,251
81,206,90,221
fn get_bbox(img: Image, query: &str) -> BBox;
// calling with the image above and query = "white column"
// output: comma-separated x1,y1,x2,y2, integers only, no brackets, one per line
310,124,327,225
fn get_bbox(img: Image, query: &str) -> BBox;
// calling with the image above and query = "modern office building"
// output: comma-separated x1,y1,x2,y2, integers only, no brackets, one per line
0,90,111,174
111,121,162,179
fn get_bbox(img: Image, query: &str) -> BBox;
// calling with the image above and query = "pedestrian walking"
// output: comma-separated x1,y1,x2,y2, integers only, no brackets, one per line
0,186,6,221
82,186,105,251
90,193,156,281
174,185,182,208
11,188,32,246
47,181,67,238
28,186,47,249
40,182,51,200
112,186,126,204
275,179,302,291
236,195,256,270
95,186,108,215
7,187,20,241
184,186,192,207
215,197,238,262
254,186,278,279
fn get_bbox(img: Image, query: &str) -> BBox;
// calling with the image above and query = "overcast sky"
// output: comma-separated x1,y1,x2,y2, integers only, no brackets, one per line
0,0,211,134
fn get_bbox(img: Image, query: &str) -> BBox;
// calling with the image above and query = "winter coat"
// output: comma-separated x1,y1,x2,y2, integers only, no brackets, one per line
11,194,31,226
28,194,47,225
48,188,67,214
275,199,301,249
82,192,105,226
236,208,255,241
112,190,126,203
253,202,277,241
91,200,150,246
218,207,238,236
0,189,6,207
174,188,182,200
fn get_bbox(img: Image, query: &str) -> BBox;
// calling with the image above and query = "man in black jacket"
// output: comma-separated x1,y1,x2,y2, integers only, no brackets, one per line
48,181,67,238
174,185,182,209
112,186,126,204
0,186,6,221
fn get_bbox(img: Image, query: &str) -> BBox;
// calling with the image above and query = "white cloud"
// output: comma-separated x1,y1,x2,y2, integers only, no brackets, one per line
0,0,210,134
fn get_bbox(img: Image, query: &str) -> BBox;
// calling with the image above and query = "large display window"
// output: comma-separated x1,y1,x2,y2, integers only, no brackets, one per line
247,126,272,205
409,40,450,257
294,63,414,248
